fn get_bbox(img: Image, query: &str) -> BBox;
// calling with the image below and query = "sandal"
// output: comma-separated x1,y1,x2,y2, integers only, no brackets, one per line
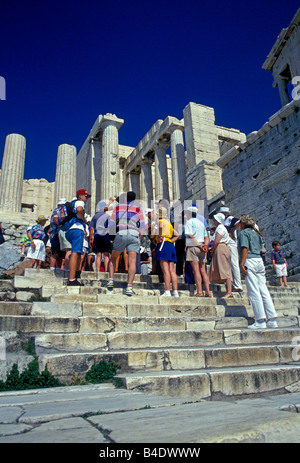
205,292,212,297
194,293,204,297
223,293,234,298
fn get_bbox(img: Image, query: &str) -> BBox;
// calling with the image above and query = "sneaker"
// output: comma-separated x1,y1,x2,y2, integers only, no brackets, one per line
106,279,114,289
248,321,267,330
125,286,136,296
172,291,179,297
161,291,171,297
67,279,83,286
266,320,278,329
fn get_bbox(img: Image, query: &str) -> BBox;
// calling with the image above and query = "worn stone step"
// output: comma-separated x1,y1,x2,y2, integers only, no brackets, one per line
117,364,300,399
0,301,31,315
34,327,300,354
39,343,299,383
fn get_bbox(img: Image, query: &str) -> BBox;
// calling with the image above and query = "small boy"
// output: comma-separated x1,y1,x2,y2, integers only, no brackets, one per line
271,241,288,287
20,227,32,259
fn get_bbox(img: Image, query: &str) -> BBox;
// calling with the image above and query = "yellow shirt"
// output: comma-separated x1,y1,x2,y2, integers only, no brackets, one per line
155,219,174,244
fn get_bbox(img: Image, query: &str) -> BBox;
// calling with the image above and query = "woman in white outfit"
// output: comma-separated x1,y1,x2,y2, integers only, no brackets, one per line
239,215,278,329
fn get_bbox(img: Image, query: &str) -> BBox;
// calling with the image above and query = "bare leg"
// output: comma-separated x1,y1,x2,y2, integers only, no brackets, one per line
127,251,137,286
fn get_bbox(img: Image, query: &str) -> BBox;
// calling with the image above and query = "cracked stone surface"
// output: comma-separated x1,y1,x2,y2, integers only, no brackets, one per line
1,384,300,443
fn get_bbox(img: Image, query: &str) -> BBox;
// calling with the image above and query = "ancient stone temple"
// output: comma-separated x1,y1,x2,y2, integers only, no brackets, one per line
0,7,300,276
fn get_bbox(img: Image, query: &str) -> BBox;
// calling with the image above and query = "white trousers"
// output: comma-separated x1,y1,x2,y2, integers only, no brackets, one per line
245,257,277,321
228,244,242,290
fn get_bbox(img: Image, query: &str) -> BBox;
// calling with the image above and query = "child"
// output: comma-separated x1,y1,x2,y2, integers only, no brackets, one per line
271,241,288,287
20,227,31,259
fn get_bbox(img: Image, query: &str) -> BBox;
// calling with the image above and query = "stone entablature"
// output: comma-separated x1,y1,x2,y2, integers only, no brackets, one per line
263,8,300,106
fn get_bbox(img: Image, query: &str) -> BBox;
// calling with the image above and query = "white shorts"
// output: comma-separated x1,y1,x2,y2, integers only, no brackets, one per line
275,263,287,277
27,239,46,261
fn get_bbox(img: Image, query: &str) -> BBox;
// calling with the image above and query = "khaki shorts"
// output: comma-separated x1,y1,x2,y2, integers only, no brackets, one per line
186,246,206,263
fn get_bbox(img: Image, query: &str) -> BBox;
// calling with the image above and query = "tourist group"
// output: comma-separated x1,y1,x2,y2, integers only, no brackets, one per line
16,188,290,329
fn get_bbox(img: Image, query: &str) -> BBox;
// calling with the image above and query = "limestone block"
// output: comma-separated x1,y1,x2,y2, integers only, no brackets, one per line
223,328,300,346
82,303,126,317
123,371,211,398
31,302,82,317
44,317,80,333
15,291,35,302
210,366,300,397
165,349,206,370
205,346,279,369
0,315,45,333
107,330,223,350
35,334,107,354
127,350,165,371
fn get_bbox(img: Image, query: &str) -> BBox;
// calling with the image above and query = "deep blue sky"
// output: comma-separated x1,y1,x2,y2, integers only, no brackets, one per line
0,0,299,182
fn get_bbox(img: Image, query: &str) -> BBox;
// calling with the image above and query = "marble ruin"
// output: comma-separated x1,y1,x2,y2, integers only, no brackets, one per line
0,7,300,275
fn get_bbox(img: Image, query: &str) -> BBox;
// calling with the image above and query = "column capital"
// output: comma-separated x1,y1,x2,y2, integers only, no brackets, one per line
100,113,124,131
155,140,169,151
142,151,154,164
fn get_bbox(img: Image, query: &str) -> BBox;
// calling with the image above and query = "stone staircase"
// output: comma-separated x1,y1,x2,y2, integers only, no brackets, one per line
1,268,300,400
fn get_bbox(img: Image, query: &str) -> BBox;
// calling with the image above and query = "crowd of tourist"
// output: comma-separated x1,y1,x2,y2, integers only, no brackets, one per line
16,187,292,329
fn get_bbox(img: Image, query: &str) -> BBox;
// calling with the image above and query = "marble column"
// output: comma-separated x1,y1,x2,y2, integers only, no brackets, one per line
170,126,187,200
0,133,26,212
100,114,123,200
154,141,169,201
140,158,153,207
128,170,140,199
53,144,77,207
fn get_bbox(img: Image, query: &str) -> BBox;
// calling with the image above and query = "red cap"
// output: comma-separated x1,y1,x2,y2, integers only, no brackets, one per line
76,189,91,197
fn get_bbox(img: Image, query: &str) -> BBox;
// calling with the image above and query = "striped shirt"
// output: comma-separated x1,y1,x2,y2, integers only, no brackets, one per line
271,249,286,264
109,203,145,235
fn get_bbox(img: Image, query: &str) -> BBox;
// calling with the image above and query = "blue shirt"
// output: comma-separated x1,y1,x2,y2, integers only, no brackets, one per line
185,217,208,247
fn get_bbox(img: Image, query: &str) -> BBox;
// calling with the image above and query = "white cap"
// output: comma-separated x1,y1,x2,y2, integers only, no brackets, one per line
187,206,198,213
57,198,67,206
219,207,230,213
213,213,225,224
145,208,154,214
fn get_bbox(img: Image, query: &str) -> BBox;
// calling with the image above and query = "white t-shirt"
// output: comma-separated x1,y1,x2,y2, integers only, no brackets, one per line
185,218,208,247
214,224,235,245
69,200,86,232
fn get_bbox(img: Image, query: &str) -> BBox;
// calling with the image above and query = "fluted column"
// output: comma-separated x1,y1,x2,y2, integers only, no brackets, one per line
154,141,169,201
128,170,140,198
0,133,26,212
100,114,123,200
140,157,153,207
53,144,77,207
170,127,187,200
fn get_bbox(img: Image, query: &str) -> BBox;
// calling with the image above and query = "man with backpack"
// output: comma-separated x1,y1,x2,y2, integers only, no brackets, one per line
89,201,111,272
64,189,91,286
107,191,145,296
